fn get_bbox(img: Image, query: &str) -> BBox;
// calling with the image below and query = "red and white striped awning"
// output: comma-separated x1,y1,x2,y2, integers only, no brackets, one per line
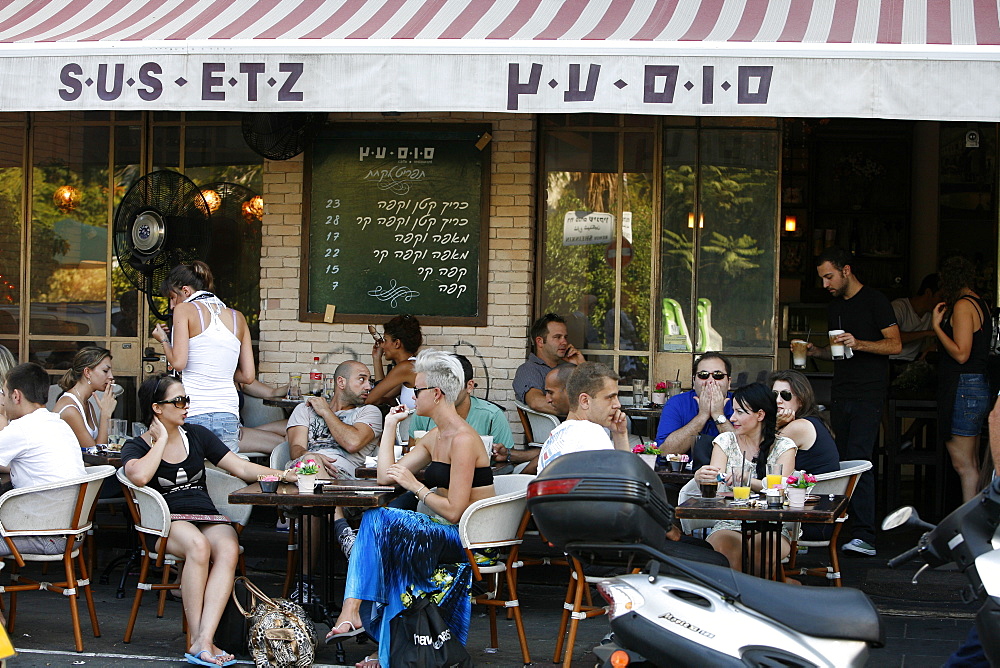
1,0,1000,119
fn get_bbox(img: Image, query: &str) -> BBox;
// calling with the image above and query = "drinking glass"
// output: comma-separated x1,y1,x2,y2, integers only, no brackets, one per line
632,378,645,406
131,422,147,438
766,463,785,489
323,373,336,400
287,374,302,400
110,419,128,445
730,463,753,500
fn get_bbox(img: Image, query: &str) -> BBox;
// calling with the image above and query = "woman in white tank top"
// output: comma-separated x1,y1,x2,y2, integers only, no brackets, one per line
152,261,254,452
366,314,422,409
54,346,117,448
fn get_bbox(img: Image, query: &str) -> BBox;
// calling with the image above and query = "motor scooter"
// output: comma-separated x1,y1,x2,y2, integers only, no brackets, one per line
526,450,884,667
882,476,1000,666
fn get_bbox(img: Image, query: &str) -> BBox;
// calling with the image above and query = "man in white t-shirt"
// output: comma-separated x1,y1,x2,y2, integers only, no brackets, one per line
0,362,87,558
890,273,940,364
286,360,384,479
538,362,630,473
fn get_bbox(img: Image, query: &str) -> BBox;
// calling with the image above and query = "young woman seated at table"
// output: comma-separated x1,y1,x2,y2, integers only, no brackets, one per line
694,382,797,574
54,346,118,449
121,373,296,668
328,349,495,668
769,370,840,477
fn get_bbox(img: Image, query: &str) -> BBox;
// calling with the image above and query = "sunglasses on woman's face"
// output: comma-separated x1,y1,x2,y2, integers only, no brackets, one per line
696,370,728,380
773,390,793,401
155,395,191,409
413,386,438,398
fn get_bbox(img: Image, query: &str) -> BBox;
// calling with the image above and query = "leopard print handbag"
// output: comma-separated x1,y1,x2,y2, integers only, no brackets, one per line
233,576,317,668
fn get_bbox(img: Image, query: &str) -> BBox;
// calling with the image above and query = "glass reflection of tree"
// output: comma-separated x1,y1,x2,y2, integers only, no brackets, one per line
542,171,653,353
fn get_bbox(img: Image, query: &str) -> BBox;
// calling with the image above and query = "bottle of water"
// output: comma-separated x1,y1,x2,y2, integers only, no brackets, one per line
310,357,323,395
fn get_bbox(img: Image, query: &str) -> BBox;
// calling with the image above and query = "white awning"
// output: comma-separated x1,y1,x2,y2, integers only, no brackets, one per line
2,0,1000,120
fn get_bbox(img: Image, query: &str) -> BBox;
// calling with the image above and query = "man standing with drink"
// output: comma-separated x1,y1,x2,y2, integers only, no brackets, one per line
809,248,901,557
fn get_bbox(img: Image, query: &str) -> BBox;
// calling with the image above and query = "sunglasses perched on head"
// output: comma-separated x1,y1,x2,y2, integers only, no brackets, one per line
155,395,191,409
696,371,729,380
773,390,793,401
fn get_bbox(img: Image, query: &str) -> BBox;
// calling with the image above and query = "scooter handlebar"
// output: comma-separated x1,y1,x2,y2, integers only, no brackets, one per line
888,545,922,569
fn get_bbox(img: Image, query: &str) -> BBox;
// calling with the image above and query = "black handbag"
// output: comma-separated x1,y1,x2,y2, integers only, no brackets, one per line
388,595,473,668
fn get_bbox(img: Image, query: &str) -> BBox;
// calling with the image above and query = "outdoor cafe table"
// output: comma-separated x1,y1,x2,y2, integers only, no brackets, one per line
229,480,395,662
675,494,848,581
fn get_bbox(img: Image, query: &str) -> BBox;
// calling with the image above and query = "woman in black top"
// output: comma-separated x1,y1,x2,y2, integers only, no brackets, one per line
769,370,840,476
122,373,294,667
933,256,992,503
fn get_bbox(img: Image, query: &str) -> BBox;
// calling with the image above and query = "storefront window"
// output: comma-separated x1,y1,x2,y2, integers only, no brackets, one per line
539,127,653,381
152,119,263,337
540,116,779,385
660,128,779,358
0,120,24,356
29,124,111,348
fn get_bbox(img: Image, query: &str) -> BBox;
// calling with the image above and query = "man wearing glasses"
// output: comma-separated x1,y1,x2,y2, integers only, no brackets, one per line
655,352,734,456
0,363,87,558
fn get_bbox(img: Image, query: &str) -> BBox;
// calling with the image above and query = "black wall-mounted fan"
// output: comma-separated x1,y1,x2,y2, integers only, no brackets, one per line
200,181,261,305
242,112,325,160
113,170,212,320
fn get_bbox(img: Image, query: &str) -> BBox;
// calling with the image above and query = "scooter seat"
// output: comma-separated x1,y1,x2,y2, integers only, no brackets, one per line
676,559,883,645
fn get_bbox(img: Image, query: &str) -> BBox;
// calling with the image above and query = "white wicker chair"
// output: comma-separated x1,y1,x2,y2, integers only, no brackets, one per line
785,459,872,586
514,400,559,447
457,474,534,664
0,464,115,652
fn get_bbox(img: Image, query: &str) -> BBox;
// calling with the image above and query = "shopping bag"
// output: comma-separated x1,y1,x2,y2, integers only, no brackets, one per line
388,595,472,668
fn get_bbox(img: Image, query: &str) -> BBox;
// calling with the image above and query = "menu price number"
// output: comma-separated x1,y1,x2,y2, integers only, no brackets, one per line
325,215,340,225
325,199,341,209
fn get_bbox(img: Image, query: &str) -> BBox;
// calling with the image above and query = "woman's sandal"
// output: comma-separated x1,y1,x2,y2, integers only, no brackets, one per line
184,649,222,666
325,620,365,643
355,654,381,668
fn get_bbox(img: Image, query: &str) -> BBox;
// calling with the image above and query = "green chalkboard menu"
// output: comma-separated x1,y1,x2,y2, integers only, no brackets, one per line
301,124,490,325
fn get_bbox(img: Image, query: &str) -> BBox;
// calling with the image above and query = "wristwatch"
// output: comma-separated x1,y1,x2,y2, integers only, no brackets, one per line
715,414,728,425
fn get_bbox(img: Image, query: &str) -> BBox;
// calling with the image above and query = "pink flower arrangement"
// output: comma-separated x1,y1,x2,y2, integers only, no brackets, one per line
785,472,817,489
654,381,668,392
632,443,662,455
293,458,320,476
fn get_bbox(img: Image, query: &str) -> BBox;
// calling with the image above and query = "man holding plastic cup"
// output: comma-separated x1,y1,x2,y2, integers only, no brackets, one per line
809,247,900,558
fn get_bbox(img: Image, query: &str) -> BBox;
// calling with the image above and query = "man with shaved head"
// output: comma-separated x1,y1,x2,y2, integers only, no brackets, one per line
286,360,383,479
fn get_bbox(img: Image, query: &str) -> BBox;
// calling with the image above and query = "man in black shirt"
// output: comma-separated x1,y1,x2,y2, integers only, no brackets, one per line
808,248,901,557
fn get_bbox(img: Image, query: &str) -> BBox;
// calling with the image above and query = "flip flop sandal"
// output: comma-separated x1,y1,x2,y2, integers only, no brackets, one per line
184,649,221,666
326,620,365,643
215,653,237,666
355,654,381,668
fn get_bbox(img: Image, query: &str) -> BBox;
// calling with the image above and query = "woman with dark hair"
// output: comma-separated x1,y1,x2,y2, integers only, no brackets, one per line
769,370,840,476
121,373,294,667
695,382,797,573
933,256,992,502
53,346,117,449
365,314,422,409
329,349,495,668
151,261,254,452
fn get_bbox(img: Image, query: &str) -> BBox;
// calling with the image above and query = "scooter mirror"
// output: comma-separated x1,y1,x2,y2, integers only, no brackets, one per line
882,505,937,532
882,506,916,531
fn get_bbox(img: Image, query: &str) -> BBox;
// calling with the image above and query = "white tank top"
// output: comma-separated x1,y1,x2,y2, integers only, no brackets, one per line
397,356,418,410
180,295,241,419
57,391,99,441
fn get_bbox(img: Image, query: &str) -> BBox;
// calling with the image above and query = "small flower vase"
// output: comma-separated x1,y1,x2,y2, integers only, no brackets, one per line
639,454,657,470
786,486,807,507
651,392,666,405
296,474,316,494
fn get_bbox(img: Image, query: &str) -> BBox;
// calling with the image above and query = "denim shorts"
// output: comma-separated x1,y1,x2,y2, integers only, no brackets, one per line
951,374,990,437
186,411,241,452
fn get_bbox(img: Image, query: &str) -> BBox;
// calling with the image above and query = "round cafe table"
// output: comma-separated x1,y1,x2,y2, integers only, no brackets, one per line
262,397,305,409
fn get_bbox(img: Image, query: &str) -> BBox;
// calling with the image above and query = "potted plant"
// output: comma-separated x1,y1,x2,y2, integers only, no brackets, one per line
651,381,669,405
293,457,321,494
632,443,662,470
784,471,817,507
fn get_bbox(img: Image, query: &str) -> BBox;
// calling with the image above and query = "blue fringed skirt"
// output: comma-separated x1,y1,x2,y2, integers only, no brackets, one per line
344,507,472,668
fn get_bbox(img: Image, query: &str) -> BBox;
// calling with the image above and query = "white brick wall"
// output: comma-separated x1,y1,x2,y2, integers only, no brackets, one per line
258,112,536,437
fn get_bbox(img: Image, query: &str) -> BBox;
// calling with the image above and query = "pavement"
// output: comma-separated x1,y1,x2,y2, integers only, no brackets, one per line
0,506,980,667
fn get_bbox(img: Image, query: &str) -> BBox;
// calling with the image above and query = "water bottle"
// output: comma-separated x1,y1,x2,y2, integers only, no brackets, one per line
310,356,323,395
